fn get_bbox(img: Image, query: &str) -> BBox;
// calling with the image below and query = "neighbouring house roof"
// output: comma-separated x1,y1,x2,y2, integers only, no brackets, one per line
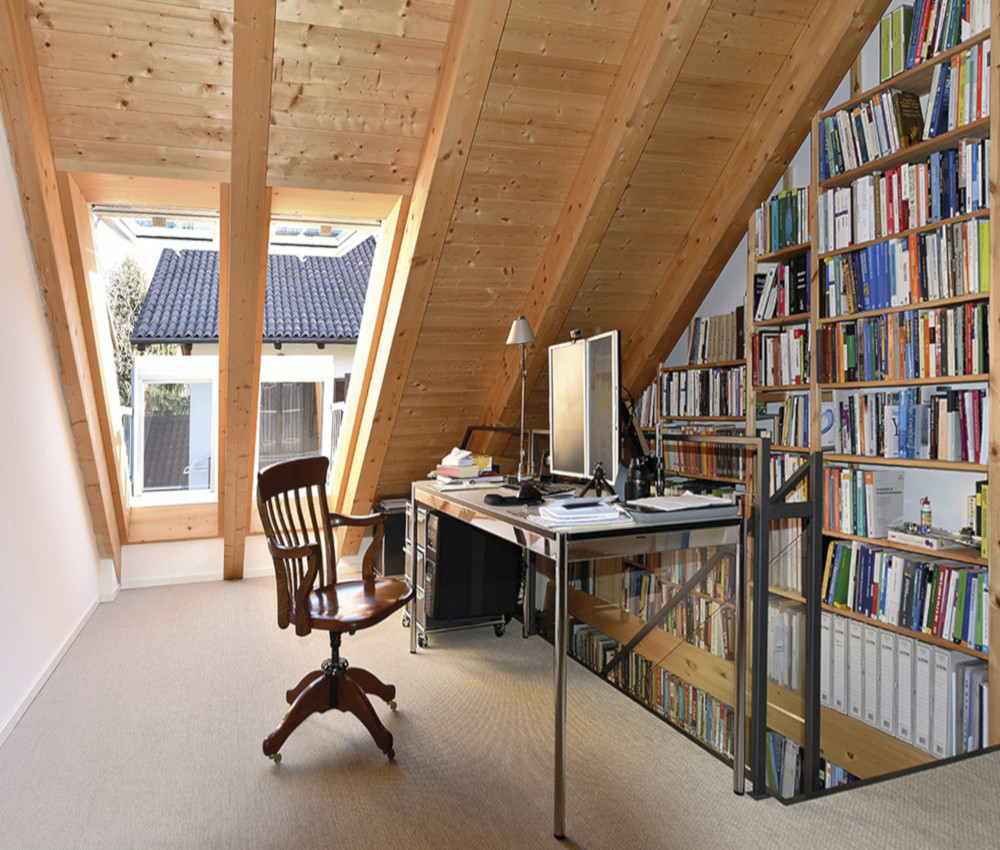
131,237,375,348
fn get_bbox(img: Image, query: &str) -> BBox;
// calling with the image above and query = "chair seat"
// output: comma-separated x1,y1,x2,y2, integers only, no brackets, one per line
307,578,413,632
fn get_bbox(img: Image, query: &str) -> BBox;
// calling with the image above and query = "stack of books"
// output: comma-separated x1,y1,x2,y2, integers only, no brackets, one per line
434,448,502,485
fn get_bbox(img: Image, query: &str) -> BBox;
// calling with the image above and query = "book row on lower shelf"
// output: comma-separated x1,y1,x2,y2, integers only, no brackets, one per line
765,730,858,797
819,300,989,384
753,325,809,387
822,539,989,654
825,386,987,463
660,365,746,418
569,622,735,760
752,252,810,322
820,610,988,758
757,394,810,449
820,216,989,318
661,426,748,481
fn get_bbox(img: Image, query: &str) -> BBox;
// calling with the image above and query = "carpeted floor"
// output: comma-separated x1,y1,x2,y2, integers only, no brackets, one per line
0,577,997,849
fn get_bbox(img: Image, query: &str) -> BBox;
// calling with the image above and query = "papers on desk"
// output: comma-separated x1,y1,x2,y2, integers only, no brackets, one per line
537,497,631,528
429,474,504,491
624,493,739,523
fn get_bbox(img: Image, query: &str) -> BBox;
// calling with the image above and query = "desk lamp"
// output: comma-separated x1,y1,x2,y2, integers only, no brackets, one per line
506,315,535,482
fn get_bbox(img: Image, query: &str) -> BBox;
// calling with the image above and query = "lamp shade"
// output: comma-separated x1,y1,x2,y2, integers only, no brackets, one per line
506,315,535,346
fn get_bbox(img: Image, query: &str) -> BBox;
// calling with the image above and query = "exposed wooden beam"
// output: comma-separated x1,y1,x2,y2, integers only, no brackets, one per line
330,195,409,522
470,0,708,456
622,0,892,392
221,0,276,580
70,173,222,211
58,171,130,549
334,0,510,537
0,0,121,570
217,182,230,539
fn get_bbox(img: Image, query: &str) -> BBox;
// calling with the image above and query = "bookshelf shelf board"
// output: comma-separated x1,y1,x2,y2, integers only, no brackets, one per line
752,312,811,329
824,530,987,567
768,586,805,603
818,30,992,121
752,384,810,393
661,359,746,373
820,602,988,660
657,580,736,608
761,679,935,778
819,374,988,390
568,587,735,705
820,117,990,191
770,444,811,454
818,290,989,323
660,469,746,485
757,241,811,263
660,415,746,423
823,454,986,472
817,210,992,264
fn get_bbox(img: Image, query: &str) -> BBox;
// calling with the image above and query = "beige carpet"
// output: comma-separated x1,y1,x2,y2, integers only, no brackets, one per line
1,577,997,849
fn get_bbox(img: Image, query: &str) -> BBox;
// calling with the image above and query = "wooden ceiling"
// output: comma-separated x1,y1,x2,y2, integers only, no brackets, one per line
1,0,889,574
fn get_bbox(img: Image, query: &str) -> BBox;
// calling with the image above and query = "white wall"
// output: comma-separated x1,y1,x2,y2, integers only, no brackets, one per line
0,118,103,746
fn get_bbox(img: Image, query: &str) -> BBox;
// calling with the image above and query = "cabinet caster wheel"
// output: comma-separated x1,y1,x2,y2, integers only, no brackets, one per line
418,633,429,648
387,749,395,760
267,752,282,764
388,699,397,712
494,622,506,637
401,611,410,627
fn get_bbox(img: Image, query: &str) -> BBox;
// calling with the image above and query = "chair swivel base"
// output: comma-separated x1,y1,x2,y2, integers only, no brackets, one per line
263,661,398,761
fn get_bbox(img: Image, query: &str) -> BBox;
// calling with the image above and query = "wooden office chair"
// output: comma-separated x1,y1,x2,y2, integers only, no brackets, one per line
256,456,413,761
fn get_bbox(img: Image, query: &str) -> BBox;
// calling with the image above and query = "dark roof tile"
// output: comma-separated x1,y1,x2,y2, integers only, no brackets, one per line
130,237,375,346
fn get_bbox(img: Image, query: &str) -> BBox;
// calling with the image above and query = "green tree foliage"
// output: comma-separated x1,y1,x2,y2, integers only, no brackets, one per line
104,256,177,406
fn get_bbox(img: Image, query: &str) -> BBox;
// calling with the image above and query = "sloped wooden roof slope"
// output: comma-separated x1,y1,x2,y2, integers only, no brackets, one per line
0,0,889,576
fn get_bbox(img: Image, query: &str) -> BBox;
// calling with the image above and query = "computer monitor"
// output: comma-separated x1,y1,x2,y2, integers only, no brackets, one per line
548,330,620,484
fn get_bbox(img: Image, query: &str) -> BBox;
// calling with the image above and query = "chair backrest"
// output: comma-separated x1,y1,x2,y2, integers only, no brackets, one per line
257,456,337,631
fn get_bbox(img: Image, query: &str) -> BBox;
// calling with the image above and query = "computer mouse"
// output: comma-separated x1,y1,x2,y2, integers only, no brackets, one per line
484,493,506,506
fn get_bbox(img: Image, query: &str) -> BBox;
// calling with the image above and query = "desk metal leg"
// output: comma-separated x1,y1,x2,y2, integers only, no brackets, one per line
554,535,567,840
409,494,418,654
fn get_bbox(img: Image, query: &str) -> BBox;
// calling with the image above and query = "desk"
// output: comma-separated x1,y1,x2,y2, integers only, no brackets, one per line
408,481,746,839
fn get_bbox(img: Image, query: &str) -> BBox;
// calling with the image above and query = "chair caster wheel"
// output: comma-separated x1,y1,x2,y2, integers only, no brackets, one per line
494,622,506,637
418,633,429,648
387,749,395,760
267,752,282,764
388,699,397,712
401,611,410,627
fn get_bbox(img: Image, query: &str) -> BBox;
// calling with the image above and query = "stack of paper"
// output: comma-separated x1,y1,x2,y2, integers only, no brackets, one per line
537,498,630,527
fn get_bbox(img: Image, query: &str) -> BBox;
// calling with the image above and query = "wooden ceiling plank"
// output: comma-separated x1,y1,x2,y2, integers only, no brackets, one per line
221,0,276,580
622,0,891,392
0,0,122,570
470,0,709,455
333,0,511,545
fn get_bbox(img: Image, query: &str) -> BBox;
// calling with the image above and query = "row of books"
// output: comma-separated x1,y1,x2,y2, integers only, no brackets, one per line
822,540,989,655
753,186,810,255
923,39,991,140
770,518,806,595
752,253,810,321
818,301,989,384
654,669,734,759
685,306,745,365
817,141,988,254
757,393,810,449
569,620,736,760
879,4,915,81
766,450,808,497
768,596,803,693
821,218,990,318
647,547,736,603
817,89,924,181
752,326,809,388
905,0,990,72
822,467,903,537
660,365,746,418
661,427,747,481
820,611,988,756
824,386,987,463
765,730,803,798
632,379,658,429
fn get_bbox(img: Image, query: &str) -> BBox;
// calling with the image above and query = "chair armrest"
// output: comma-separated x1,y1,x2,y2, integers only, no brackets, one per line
329,512,386,581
